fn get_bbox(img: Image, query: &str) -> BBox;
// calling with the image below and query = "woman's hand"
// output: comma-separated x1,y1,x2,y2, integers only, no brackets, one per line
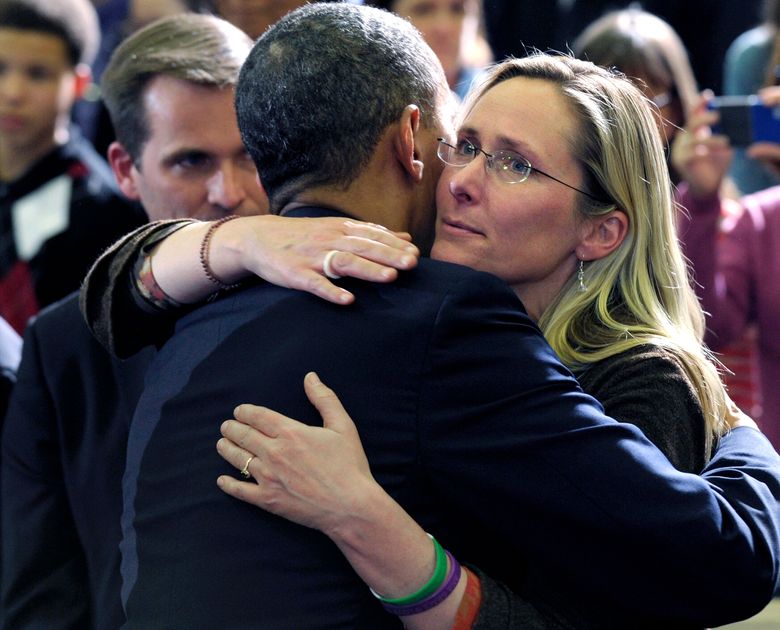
671,91,732,200
216,372,377,536
723,393,760,433
227,216,420,305
152,215,420,305
217,373,469,626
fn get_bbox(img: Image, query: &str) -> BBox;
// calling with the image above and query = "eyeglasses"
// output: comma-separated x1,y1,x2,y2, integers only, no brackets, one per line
436,138,607,203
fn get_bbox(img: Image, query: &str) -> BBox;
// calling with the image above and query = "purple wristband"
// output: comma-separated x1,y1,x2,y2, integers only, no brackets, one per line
381,551,462,616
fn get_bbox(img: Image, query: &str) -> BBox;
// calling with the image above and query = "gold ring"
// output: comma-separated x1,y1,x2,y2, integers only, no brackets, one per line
240,456,254,479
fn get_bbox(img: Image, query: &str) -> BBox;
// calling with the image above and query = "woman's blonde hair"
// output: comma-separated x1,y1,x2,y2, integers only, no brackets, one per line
464,55,727,455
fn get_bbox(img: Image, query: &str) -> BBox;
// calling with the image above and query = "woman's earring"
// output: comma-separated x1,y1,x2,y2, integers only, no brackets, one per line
577,259,587,293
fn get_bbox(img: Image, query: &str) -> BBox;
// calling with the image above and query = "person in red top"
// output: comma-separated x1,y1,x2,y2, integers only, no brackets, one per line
0,0,144,333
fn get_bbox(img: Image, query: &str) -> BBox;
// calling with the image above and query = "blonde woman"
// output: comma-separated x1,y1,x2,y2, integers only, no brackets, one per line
573,7,766,436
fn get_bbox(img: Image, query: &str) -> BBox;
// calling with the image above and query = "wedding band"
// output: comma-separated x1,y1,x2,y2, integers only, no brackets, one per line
240,456,254,479
322,250,341,279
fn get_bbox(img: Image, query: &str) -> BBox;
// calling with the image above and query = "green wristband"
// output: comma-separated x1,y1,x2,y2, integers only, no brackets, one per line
370,534,448,606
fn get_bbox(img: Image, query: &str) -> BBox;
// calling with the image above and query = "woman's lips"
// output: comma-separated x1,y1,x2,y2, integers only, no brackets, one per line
440,217,484,237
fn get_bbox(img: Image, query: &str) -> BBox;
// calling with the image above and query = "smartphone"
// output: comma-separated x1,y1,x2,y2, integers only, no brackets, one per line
709,95,780,146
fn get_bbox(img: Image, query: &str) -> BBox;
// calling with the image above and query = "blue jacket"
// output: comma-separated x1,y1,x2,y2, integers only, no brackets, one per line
119,210,780,628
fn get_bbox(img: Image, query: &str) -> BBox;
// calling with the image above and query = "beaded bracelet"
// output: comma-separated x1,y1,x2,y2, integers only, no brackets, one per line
370,534,447,606
199,215,242,289
381,551,462,616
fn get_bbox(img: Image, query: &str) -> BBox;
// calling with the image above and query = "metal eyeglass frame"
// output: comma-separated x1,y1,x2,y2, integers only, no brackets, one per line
436,138,608,203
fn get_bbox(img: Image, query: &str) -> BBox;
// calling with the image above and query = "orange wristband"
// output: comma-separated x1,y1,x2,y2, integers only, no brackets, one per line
452,566,482,630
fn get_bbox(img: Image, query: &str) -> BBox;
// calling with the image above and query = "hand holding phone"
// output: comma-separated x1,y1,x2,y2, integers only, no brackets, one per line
709,95,780,146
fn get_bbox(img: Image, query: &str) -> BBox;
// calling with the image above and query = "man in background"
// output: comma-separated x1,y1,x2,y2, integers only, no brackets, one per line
1,13,264,629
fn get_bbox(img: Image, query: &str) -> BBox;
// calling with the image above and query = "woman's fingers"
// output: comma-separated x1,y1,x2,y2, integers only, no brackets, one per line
230,403,299,438
342,220,414,244
332,237,419,274
303,373,371,475
216,434,257,474
324,247,415,280
216,471,265,506
239,217,420,306
303,372,357,436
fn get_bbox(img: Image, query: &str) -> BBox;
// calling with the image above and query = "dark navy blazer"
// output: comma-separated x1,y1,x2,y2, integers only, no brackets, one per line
119,212,780,628
2,293,153,629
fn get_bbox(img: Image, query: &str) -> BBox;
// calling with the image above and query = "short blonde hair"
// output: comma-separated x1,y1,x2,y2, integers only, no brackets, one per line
101,13,252,162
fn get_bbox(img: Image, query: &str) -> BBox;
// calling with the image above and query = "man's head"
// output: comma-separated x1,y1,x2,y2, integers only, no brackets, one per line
101,14,267,220
0,0,98,163
235,3,451,246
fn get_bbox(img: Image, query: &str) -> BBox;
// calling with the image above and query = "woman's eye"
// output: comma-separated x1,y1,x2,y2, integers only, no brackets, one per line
509,159,528,174
457,141,477,156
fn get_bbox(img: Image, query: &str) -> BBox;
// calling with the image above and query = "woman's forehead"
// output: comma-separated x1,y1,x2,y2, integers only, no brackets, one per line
461,78,577,153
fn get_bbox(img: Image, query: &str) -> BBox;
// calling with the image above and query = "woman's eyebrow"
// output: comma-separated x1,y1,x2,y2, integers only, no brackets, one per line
494,134,542,163
456,125,480,141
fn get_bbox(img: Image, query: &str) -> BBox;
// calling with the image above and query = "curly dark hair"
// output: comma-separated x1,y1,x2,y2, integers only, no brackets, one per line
235,3,446,211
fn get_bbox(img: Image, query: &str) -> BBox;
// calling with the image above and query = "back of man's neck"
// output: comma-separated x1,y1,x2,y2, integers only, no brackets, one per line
281,182,403,230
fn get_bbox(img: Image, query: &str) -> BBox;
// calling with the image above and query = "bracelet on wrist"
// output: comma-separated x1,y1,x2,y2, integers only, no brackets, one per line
381,550,462,616
199,215,242,290
452,566,482,630
134,248,183,311
370,533,446,606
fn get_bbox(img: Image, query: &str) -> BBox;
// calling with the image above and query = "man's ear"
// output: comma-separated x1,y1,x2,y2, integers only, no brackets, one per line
394,104,425,183
108,141,140,200
577,210,629,262
73,63,92,100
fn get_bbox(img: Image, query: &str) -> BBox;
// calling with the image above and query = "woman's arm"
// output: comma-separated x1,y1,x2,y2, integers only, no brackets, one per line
670,91,732,201
151,215,420,305
80,215,420,356
217,373,566,629
217,372,469,630
216,369,778,628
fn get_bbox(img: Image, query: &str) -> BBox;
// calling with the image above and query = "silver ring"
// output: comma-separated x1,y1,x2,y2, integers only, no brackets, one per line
322,250,342,279
240,456,254,479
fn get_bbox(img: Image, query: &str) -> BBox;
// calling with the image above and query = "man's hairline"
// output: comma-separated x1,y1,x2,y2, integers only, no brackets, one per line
131,72,239,168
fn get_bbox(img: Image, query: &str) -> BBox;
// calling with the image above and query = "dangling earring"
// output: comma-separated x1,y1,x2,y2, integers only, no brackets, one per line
577,259,587,293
